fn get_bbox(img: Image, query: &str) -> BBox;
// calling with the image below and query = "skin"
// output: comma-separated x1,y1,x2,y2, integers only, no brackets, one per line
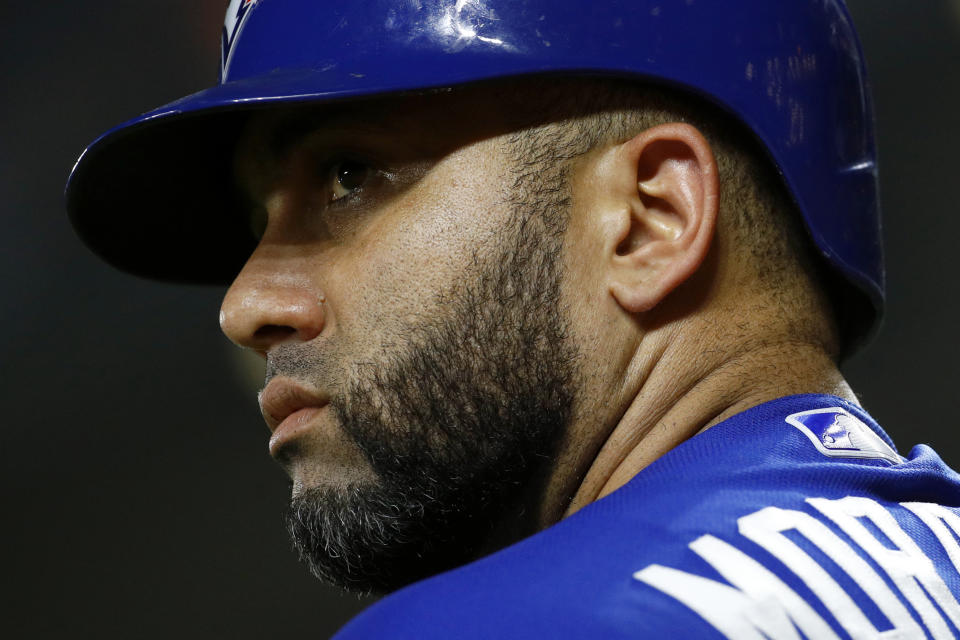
223,94,551,495
219,86,858,570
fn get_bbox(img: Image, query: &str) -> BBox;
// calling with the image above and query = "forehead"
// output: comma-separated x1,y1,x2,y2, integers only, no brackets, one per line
237,85,527,164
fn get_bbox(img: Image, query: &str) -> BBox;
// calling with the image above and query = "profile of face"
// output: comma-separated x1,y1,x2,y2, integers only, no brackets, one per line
220,90,581,594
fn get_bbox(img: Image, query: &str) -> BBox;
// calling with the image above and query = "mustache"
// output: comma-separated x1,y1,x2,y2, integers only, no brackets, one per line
264,341,340,388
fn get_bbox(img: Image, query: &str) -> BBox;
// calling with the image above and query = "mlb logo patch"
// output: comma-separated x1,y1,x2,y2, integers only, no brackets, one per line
785,407,901,464
221,0,260,80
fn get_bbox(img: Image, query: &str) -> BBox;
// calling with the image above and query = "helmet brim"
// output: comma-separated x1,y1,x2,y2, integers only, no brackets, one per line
67,64,628,283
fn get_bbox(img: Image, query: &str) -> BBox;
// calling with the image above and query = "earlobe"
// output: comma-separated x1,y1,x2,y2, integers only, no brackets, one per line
607,123,719,314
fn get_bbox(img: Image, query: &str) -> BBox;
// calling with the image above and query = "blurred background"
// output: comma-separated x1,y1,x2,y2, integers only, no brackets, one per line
2,1,958,638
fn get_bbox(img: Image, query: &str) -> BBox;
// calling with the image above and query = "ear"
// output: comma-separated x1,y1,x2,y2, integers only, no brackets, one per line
604,123,719,313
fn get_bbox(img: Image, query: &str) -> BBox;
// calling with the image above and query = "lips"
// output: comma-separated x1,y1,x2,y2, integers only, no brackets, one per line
258,378,330,433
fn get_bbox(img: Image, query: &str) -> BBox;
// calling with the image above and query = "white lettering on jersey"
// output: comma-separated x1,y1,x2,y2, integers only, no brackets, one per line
635,497,960,639
810,497,960,639
902,502,960,576
636,535,840,639
739,506,920,638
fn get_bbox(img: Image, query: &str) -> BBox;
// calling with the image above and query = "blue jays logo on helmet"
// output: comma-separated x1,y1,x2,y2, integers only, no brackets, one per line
221,0,259,81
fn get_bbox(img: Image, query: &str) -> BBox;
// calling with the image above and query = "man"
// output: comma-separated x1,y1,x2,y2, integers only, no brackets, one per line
66,0,960,638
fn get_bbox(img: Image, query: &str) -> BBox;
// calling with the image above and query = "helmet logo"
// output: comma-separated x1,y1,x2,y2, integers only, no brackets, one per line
785,408,901,465
221,0,259,81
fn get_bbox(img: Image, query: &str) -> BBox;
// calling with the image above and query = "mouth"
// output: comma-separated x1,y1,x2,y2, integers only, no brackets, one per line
258,378,330,454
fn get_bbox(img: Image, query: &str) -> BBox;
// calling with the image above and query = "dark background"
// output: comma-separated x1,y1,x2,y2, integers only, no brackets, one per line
2,2,958,638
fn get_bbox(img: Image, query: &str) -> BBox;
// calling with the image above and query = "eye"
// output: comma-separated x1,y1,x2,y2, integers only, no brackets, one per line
329,159,372,202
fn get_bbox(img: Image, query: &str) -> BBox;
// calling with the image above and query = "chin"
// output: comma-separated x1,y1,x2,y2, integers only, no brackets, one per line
287,463,378,498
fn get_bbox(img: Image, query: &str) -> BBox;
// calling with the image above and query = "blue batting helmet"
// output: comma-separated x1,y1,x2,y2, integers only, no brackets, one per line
66,0,882,346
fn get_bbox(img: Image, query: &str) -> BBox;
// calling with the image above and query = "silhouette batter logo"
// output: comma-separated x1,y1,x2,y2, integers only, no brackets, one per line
785,407,901,464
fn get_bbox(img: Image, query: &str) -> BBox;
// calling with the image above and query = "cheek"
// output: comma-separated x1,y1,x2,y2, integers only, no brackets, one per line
336,143,511,340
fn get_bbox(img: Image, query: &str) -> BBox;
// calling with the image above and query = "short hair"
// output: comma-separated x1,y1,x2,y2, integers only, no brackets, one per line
495,76,847,357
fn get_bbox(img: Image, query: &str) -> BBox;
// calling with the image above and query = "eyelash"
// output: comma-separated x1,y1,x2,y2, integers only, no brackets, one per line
245,152,395,240
320,155,380,207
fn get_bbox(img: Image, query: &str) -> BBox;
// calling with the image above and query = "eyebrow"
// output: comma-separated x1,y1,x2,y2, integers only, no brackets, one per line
266,105,408,159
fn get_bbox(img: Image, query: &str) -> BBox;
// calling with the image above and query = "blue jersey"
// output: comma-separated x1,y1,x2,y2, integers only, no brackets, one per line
333,395,960,639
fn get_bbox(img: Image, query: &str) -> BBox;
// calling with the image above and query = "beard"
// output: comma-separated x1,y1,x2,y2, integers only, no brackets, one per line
280,202,578,595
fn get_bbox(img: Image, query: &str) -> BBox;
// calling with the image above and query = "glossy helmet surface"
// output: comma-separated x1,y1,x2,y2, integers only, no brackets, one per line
67,0,882,345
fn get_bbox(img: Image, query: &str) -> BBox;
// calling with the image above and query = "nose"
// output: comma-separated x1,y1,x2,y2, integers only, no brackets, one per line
219,249,326,353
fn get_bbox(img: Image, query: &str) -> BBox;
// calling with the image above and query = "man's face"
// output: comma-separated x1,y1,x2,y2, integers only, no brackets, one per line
221,91,581,593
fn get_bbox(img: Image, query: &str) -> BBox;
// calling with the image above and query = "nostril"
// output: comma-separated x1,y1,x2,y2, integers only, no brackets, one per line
253,324,298,343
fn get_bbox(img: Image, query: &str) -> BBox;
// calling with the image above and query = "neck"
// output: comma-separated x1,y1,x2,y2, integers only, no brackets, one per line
562,337,856,518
